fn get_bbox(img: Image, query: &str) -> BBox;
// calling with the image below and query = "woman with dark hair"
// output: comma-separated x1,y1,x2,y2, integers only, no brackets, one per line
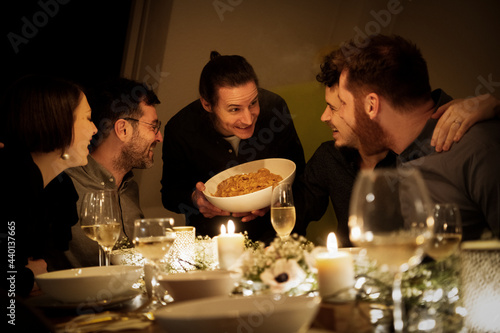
161,51,305,243
0,75,97,296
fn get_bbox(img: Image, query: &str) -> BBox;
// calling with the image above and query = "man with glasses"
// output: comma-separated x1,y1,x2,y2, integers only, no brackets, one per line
49,78,163,269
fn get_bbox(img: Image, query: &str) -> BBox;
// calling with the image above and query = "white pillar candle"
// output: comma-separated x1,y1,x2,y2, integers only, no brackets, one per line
315,233,355,298
217,220,244,270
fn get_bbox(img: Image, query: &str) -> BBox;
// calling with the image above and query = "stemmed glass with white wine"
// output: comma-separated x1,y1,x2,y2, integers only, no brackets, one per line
80,190,122,266
425,203,462,263
348,168,434,333
271,182,296,240
133,218,176,310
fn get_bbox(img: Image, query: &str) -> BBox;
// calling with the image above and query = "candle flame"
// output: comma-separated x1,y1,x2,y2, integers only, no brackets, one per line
327,232,338,253
228,220,235,234
220,224,226,235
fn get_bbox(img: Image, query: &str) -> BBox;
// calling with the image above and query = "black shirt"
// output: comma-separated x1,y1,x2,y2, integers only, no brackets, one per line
161,88,305,243
0,146,78,296
294,142,396,247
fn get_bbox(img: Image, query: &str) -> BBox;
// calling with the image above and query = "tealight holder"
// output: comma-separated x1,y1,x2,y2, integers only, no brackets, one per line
460,240,500,332
170,226,196,272
194,237,218,270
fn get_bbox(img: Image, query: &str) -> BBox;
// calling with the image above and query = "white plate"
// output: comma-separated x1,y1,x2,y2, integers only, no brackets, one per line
25,289,142,311
35,266,142,303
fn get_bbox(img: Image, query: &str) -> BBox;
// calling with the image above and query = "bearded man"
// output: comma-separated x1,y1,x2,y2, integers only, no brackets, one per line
293,35,500,247
50,78,163,268
329,34,500,240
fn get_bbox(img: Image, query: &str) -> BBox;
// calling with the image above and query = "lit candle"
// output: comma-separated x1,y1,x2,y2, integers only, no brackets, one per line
315,233,355,297
217,220,244,270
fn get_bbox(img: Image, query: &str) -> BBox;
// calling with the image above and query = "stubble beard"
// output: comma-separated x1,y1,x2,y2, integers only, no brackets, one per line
353,99,388,156
116,135,154,172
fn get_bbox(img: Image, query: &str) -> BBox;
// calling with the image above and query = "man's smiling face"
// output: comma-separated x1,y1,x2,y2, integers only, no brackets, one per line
321,84,360,149
208,81,260,139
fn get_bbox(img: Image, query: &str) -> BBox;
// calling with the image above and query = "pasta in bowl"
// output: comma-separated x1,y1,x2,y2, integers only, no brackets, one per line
203,158,296,213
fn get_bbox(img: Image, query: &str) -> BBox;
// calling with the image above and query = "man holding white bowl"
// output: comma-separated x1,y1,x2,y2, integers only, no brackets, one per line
161,51,305,243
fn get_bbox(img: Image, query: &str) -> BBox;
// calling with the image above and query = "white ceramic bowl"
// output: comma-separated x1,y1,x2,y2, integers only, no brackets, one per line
203,158,296,213
35,266,142,303
157,270,238,302
155,294,321,333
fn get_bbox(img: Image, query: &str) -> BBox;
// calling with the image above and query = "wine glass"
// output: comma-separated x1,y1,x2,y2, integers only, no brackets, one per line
270,183,296,240
133,218,176,310
425,203,462,262
80,190,122,266
80,192,102,265
348,168,434,333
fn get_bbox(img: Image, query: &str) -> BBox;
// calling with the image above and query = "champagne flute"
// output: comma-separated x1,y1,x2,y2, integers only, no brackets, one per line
80,190,122,266
80,192,102,265
348,168,433,333
133,218,176,310
270,183,296,240
425,203,462,262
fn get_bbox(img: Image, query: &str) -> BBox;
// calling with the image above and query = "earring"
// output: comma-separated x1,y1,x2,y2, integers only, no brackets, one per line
61,153,70,160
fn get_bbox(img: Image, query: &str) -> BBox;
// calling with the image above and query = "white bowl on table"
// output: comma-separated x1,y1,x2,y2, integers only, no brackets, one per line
203,158,296,213
154,294,321,333
35,266,142,303
157,270,238,302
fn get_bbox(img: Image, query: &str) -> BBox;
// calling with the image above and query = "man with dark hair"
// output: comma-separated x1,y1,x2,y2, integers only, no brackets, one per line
315,34,500,241
161,51,305,243
294,37,500,247
52,78,163,268
293,75,396,247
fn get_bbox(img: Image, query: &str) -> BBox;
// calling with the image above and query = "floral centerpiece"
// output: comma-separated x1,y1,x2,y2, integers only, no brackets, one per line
112,230,464,331
232,233,318,296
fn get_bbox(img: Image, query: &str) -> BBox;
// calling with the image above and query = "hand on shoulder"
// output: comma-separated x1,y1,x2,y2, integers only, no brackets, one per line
431,94,500,152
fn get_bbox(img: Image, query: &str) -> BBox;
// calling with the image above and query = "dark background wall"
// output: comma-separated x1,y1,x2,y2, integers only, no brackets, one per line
2,0,132,94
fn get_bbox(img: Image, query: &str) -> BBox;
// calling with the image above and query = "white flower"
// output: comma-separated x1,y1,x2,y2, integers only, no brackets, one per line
260,258,307,293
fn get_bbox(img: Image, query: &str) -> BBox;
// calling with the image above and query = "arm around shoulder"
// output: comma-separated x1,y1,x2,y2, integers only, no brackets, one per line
432,93,500,152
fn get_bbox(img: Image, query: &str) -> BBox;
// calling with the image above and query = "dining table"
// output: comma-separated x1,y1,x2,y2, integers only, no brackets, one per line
21,288,373,333
19,234,476,332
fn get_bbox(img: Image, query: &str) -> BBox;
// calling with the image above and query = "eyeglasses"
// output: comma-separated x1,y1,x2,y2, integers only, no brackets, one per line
122,117,162,135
